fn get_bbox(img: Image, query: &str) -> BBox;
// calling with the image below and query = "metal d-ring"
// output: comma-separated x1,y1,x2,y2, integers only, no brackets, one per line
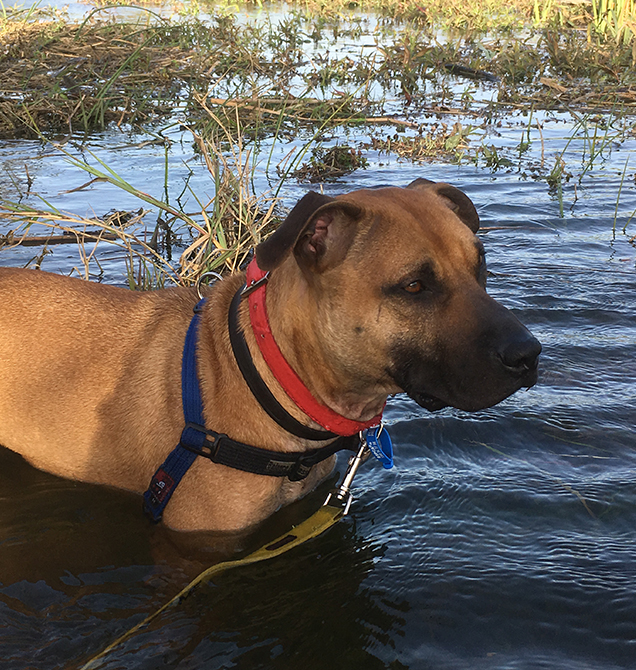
196,271,224,300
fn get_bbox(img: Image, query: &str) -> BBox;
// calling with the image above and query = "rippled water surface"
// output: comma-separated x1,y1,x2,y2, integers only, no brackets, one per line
2,4,636,669
3,167,636,670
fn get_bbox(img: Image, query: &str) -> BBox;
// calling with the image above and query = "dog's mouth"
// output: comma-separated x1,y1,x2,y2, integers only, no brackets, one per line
407,391,448,412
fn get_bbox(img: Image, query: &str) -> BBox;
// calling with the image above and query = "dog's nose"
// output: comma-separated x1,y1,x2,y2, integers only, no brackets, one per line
498,331,542,375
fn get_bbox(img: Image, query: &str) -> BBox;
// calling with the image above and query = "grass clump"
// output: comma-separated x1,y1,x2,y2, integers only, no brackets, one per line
591,0,636,46
291,144,368,182
369,123,475,163
0,11,206,136
0,115,283,287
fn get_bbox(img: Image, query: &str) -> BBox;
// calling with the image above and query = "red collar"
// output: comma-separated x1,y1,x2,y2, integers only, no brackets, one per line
245,259,383,436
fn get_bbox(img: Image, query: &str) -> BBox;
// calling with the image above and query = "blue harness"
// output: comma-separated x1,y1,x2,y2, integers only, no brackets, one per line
143,299,208,521
142,295,363,522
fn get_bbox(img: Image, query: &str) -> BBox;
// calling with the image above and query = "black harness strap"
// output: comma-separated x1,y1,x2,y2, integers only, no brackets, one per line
180,422,357,482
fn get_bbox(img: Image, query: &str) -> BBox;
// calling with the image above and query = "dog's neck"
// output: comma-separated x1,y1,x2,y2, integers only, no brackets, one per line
248,259,389,427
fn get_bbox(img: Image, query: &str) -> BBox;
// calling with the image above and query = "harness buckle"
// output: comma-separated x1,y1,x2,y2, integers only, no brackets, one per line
180,422,225,460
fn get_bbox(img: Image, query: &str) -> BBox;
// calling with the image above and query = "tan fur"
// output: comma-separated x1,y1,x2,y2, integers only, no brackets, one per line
0,184,539,532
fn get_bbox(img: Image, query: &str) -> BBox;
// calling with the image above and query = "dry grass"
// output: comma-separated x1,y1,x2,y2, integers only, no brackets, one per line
2,5,636,141
0,12,222,136
0,116,283,287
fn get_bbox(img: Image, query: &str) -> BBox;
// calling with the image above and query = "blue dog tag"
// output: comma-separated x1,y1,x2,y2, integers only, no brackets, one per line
364,425,393,469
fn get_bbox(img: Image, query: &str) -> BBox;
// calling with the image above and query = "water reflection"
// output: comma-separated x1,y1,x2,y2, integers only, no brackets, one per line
0,446,409,670
1,10,636,662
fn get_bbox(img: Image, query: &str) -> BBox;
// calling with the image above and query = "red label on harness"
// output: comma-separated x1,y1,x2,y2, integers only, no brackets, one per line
150,469,175,503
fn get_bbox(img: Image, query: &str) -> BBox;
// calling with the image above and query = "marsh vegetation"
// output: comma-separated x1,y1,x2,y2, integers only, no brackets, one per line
2,5,636,669
1,0,635,284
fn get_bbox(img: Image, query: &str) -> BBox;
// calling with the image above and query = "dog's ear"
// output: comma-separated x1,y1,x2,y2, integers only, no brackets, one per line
255,192,362,272
406,178,479,233
293,200,362,273
256,192,334,271
406,178,435,188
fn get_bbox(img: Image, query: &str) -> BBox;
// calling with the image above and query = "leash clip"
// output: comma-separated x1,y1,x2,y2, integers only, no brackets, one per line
323,440,369,516
241,271,270,298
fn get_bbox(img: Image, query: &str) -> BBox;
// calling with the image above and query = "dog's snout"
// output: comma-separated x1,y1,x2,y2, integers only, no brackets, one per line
497,331,542,376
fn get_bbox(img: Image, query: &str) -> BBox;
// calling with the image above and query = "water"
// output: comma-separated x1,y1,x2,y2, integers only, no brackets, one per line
3,159,636,670
2,4,636,669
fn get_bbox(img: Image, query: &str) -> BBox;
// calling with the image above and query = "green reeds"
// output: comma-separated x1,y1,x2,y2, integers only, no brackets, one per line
592,0,636,46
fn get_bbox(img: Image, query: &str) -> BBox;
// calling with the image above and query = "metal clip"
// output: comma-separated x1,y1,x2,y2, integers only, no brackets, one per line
323,440,370,516
241,272,270,298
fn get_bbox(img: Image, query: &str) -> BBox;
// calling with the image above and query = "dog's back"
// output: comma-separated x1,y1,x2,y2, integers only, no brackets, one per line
0,268,189,488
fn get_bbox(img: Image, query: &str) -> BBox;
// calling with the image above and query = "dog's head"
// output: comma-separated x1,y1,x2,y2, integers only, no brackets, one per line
255,179,540,412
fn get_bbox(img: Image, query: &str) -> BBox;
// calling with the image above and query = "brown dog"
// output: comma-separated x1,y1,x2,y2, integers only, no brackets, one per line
0,179,540,532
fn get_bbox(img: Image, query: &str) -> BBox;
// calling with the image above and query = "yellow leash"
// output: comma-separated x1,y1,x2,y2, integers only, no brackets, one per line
79,442,370,669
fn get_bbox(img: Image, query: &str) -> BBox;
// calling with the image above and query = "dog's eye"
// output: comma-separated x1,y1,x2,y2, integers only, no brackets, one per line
478,249,487,282
404,280,424,294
